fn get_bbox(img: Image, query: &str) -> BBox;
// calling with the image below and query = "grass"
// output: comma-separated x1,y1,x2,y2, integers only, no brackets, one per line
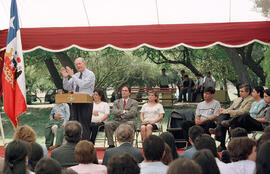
0,106,175,146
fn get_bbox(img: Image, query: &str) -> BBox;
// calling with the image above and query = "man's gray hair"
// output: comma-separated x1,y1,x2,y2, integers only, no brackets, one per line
75,57,86,63
115,124,134,143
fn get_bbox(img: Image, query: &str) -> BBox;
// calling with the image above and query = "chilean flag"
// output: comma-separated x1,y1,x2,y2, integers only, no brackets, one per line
2,0,27,128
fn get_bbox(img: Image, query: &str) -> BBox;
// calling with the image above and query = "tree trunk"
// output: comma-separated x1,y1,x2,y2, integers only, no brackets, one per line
223,47,251,84
55,52,77,73
44,58,63,89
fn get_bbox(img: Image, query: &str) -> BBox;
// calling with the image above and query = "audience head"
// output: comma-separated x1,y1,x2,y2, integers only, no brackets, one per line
264,89,270,104
264,125,270,133
204,87,215,94
121,86,131,99
28,142,44,172
206,71,211,77
159,132,178,159
188,125,204,145
252,86,264,99
161,143,173,165
227,137,256,162
239,83,252,96
256,140,270,174
116,124,134,143
75,140,96,164
107,153,140,174
184,75,189,80
230,127,248,138
256,133,270,152
93,89,107,102
194,134,218,158
13,125,36,142
148,91,159,103
167,158,202,174
192,149,220,174
180,70,185,76
143,135,165,161
162,68,166,74
196,74,202,79
35,157,61,174
64,121,82,143
3,140,28,174
203,87,215,101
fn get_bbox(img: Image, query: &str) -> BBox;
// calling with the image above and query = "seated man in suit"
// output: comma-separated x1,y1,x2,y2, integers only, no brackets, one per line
102,124,143,165
209,84,254,151
105,86,138,148
51,121,98,167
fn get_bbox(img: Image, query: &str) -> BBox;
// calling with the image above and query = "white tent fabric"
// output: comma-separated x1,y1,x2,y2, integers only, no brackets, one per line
0,0,268,30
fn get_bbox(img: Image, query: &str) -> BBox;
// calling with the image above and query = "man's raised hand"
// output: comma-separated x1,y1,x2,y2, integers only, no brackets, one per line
61,67,69,78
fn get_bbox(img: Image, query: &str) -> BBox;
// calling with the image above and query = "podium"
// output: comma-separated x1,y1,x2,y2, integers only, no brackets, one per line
55,94,93,103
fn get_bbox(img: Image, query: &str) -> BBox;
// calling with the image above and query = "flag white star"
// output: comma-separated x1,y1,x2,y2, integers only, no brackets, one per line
9,16,15,29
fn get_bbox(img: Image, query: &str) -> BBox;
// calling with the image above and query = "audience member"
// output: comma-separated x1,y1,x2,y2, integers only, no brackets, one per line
177,70,185,101
249,86,266,117
35,157,61,174
192,74,204,102
105,86,138,148
178,75,195,102
182,87,220,142
45,102,70,150
225,89,270,132
102,124,143,165
194,134,232,174
90,89,110,144
167,158,202,174
14,125,48,157
181,125,204,159
107,153,140,174
3,140,31,174
209,84,254,151
140,91,164,140
202,71,216,89
256,133,270,152
161,143,173,165
70,140,106,174
256,140,270,174
158,68,170,88
139,135,168,174
227,137,256,174
28,142,44,172
192,149,220,174
51,121,98,167
159,132,179,159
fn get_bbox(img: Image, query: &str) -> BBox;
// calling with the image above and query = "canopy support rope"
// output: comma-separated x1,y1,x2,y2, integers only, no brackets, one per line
81,0,91,26
155,0,160,24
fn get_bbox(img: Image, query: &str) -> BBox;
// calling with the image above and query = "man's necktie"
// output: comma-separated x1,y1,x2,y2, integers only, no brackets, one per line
75,72,82,92
123,99,126,109
233,98,244,110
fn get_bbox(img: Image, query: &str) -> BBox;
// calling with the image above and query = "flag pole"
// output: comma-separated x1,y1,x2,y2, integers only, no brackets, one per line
0,106,5,145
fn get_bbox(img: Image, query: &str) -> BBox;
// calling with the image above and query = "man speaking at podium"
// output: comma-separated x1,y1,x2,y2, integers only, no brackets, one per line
61,57,95,140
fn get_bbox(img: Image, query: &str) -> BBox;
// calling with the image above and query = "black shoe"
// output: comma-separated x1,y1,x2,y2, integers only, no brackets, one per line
221,120,230,128
108,145,115,149
217,145,226,152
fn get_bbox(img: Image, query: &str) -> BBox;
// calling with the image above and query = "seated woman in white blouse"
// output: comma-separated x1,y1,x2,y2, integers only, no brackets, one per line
89,89,110,144
140,91,165,141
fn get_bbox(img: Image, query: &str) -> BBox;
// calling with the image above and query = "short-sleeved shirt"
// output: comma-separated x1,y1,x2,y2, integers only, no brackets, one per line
249,99,266,118
91,102,110,122
158,75,170,86
196,100,221,120
203,76,216,89
140,103,165,129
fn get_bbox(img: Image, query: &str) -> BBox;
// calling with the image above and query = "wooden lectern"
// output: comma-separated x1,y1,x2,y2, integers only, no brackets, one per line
55,94,93,103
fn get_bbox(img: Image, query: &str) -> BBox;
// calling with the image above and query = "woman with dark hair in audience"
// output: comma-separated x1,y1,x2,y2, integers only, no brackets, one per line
140,91,165,141
13,125,48,157
3,140,32,174
107,153,140,174
159,132,179,159
192,149,220,174
28,142,44,172
167,158,202,174
69,140,106,174
256,140,270,174
227,137,256,174
161,143,173,165
89,89,110,144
